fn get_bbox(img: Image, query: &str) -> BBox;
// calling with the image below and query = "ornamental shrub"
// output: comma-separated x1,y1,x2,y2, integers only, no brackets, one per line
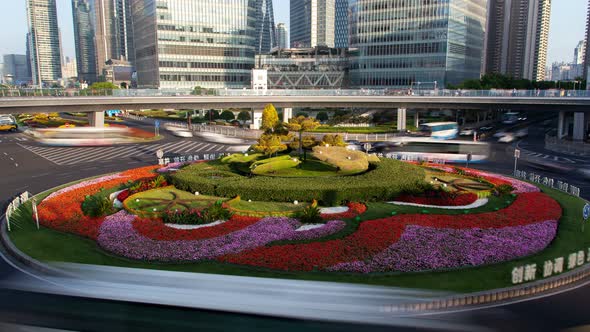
82,191,114,217
496,184,514,195
163,202,233,225
296,205,323,224
169,158,427,205
312,146,369,172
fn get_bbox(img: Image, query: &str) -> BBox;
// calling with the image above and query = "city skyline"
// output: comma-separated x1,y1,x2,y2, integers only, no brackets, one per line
0,1,586,76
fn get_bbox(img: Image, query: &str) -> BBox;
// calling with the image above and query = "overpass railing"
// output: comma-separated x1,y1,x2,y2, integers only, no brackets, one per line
1,88,590,98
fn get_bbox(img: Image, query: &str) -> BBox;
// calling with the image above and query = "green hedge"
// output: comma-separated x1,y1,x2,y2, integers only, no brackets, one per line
169,159,427,205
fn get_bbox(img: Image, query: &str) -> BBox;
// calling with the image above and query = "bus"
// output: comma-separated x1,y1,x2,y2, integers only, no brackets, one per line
369,137,490,163
418,122,459,140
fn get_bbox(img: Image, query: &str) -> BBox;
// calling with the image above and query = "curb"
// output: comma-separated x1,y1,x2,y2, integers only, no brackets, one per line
386,261,590,313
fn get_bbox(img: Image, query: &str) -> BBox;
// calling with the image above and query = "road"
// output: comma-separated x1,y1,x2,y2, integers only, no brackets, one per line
1,117,590,331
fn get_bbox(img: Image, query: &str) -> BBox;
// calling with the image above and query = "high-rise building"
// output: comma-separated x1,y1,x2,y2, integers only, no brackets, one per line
349,0,487,88
484,0,551,81
290,0,335,48
334,0,348,48
72,0,97,83
255,0,276,54
2,54,32,84
94,0,135,80
584,0,590,82
26,0,63,86
574,40,586,65
62,56,78,80
131,0,257,89
276,23,288,49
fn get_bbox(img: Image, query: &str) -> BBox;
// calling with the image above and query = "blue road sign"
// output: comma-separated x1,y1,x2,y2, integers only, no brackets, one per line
155,120,160,128
583,203,590,221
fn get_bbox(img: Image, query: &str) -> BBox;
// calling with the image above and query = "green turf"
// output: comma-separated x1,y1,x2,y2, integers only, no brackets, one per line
7,182,586,293
125,187,222,213
230,200,306,212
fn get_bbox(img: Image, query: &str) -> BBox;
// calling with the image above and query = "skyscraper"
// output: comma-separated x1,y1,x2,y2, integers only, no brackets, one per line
26,0,63,86
583,0,590,81
131,0,257,89
276,23,288,49
2,55,32,84
334,0,348,48
72,0,97,83
484,0,552,81
574,40,586,65
94,0,135,79
255,0,276,54
349,0,487,88
290,0,335,48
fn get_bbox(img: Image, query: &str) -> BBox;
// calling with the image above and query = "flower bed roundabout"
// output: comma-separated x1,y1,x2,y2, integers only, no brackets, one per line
4,153,587,297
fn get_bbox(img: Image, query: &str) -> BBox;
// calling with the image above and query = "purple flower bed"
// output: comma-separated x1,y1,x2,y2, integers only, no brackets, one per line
467,169,540,193
97,213,345,261
284,220,346,241
328,220,558,273
156,162,187,173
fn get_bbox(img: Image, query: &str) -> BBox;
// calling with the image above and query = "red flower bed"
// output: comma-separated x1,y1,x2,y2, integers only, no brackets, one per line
133,215,262,241
395,192,478,206
116,189,130,202
219,192,561,271
37,166,158,239
321,202,367,220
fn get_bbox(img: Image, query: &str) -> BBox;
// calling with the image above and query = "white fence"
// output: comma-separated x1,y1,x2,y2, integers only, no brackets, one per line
4,192,38,232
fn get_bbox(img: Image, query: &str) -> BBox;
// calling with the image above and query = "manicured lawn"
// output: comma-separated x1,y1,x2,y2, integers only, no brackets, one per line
230,200,306,212
260,159,362,177
125,187,222,214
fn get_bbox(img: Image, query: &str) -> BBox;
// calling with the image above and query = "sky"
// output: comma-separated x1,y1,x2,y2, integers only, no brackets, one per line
0,0,582,66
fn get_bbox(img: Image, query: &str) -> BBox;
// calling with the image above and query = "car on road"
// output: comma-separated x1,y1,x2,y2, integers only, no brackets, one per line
0,115,18,132
459,127,475,136
493,129,508,138
498,133,516,143
171,129,194,138
345,140,362,151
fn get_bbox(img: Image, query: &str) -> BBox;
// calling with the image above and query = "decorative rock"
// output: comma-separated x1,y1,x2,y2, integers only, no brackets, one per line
294,200,299,205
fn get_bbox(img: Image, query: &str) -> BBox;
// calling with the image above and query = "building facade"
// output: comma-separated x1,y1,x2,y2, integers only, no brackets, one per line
94,0,135,80
276,23,288,49
131,0,257,89
256,47,349,89
290,0,336,48
72,0,97,83
584,0,590,82
62,56,78,80
255,0,276,54
334,0,348,48
484,0,551,81
349,0,487,88
2,54,32,84
26,0,63,86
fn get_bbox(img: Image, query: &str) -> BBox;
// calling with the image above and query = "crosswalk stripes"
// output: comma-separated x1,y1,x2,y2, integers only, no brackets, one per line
0,133,29,143
17,140,229,166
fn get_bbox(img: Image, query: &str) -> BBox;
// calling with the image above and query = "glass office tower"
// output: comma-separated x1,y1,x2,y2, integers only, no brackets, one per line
26,0,63,86
276,23,288,49
131,0,257,89
349,0,487,88
255,0,276,54
72,0,97,83
334,0,348,48
291,0,336,48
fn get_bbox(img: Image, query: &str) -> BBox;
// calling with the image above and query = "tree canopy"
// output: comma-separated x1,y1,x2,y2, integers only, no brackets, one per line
220,110,236,121
316,111,329,122
261,104,279,132
237,110,251,122
253,133,287,156
89,82,119,90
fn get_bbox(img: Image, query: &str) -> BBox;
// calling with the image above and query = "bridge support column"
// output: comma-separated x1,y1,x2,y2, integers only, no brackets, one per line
558,111,565,139
283,108,293,123
251,110,263,130
573,112,585,141
88,111,104,128
397,108,407,131
414,111,420,128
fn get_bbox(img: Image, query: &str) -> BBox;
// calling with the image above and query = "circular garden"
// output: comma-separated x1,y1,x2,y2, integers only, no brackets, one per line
7,145,585,292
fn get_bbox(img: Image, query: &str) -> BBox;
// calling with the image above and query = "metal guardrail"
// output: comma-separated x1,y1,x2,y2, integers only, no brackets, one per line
1,88,590,98
545,135,590,155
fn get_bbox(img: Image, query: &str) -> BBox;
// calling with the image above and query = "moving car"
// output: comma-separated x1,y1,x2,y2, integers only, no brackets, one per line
459,127,475,136
171,129,194,138
0,115,18,132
